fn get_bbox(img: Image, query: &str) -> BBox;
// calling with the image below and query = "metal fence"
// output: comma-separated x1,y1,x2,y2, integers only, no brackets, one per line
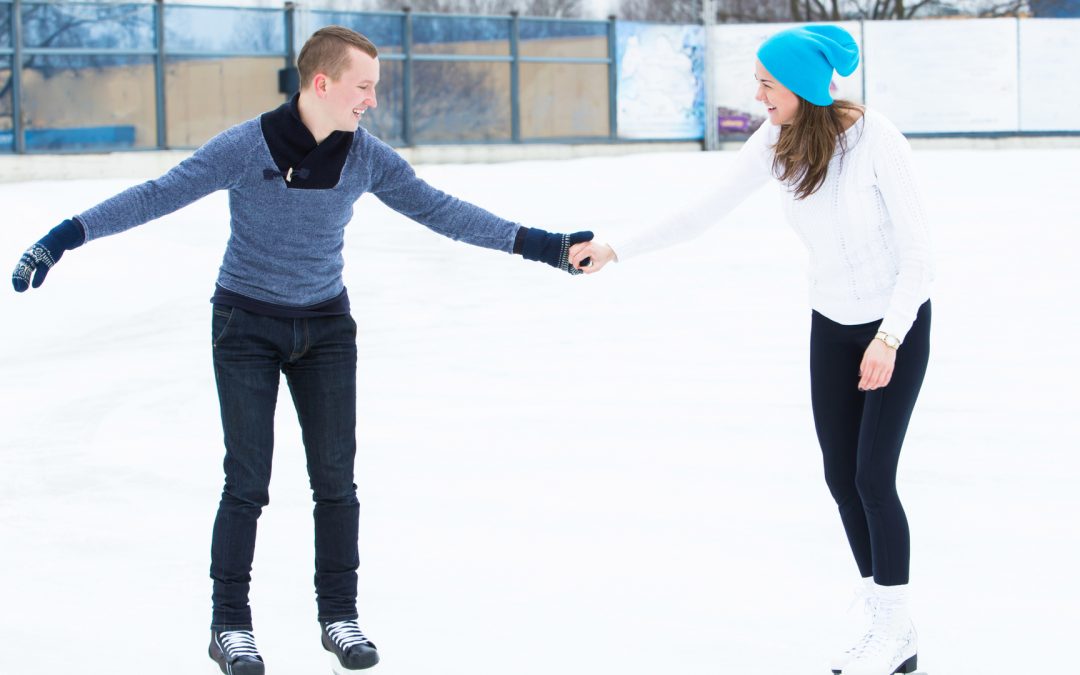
0,0,624,153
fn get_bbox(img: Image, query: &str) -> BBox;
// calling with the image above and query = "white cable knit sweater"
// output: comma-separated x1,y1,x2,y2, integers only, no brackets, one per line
611,108,933,343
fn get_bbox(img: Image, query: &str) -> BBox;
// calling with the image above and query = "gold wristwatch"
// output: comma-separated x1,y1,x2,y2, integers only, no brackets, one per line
875,331,901,350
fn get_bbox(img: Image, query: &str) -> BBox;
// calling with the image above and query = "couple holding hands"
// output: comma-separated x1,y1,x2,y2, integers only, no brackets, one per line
12,23,930,675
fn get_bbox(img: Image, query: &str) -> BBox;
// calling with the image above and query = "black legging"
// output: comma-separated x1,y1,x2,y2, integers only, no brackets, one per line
810,301,930,587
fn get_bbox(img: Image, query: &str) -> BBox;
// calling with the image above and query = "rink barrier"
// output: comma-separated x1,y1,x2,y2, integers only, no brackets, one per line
0,140,701,182
5,134,1080,184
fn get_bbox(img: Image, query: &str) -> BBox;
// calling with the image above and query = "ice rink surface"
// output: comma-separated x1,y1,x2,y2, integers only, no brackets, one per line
1,146,1077,674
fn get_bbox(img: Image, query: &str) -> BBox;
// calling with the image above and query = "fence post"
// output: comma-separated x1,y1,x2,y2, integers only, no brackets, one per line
859,19,866,107
12,0,24,153
402,8,413,146
154,0,167,148
510,10,520,143
703,0,718,151
284,2,295,64
607,14,617,141
1015,16,1022,132
279,2,298,98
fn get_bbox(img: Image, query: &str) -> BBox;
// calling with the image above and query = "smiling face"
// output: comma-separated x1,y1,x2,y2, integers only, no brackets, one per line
316,47,380,133
754,60,800,125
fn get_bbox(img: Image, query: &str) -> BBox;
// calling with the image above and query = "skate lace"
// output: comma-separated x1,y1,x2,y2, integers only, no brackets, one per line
844,626,878,657
840,587,878,656
852,600,901,659
853,626,890,658
846,584,877,616
220,630,261,659
326,620,372,650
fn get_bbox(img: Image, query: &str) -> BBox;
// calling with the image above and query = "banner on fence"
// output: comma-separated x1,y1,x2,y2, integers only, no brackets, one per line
615,21,705,140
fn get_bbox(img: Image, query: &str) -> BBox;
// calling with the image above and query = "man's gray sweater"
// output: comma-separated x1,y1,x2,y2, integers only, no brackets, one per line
76,120,521,307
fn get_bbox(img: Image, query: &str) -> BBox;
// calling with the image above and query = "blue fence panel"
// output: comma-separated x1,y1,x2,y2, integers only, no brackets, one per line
1030,0,1080,17
520,62,609,138
0,125,136,151
520,19,606,41
27,51,152,68
0,4,709,153
163,54,286,147
1,2,12,49
519,19,607,59
0,56,11,153
22,53,158,150
412,15,510,55
20,2,154,50
26,124,135,150
359,58,404,144
164,6,284,55
309,11,404,53
411,60,510,142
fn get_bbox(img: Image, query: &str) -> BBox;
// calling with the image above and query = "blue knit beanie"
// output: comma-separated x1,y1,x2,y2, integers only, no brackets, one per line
756,25,859,107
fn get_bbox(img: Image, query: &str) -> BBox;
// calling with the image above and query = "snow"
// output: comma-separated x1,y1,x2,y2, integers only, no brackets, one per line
1,146,1077,674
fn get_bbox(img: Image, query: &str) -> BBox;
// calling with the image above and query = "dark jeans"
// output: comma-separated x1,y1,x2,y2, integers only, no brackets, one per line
810,301,931,587
209,305,360,630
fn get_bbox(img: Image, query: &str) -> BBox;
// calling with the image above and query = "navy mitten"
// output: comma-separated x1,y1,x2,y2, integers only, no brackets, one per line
12,218,85,292
518,227,593,275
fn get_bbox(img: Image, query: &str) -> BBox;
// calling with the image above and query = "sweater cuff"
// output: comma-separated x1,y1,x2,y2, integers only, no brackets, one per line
877,315,914,346
512,225,528,255
69,216,88,248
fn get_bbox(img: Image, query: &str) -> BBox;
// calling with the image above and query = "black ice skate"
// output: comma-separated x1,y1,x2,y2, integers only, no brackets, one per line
209,629,265,675
321,619,379,672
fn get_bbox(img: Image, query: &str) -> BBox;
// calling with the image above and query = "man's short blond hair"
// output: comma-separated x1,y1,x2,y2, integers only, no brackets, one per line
297,26,378,90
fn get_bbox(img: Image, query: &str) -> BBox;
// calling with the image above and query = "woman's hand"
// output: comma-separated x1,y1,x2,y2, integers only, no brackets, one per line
569,241,617,274
858,339,897,391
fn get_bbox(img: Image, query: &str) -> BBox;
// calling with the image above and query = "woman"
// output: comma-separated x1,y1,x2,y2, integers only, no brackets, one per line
570,25,932,675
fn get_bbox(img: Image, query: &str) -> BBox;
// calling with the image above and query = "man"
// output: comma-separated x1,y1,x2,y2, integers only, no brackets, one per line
11,25,591,675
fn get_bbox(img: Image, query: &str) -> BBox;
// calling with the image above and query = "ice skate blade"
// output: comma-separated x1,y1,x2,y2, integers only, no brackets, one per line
212,658,265,675
329,649,380,673
895,653,917,674
209,645,265,675
832,653,916,675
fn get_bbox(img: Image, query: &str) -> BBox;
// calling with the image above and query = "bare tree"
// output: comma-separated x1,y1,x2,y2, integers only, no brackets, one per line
361,0,584,17
351,0,586,142
619,0,1027,21
410,62,507,140
617,0,703,22
788,0,844,21
0,3,152,105
972,0,1029,16
712,0,796,21
844,0,945,18
616,0,813,22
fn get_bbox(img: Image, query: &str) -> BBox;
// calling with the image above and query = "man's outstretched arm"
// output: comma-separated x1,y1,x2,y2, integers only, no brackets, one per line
364,133,591,274
9,122,253,293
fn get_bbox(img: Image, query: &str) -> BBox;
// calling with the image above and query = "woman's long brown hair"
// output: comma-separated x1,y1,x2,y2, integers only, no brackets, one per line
771,98,863,201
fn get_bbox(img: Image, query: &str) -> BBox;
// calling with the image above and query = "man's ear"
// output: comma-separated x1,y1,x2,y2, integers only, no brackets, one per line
312,73,328,97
